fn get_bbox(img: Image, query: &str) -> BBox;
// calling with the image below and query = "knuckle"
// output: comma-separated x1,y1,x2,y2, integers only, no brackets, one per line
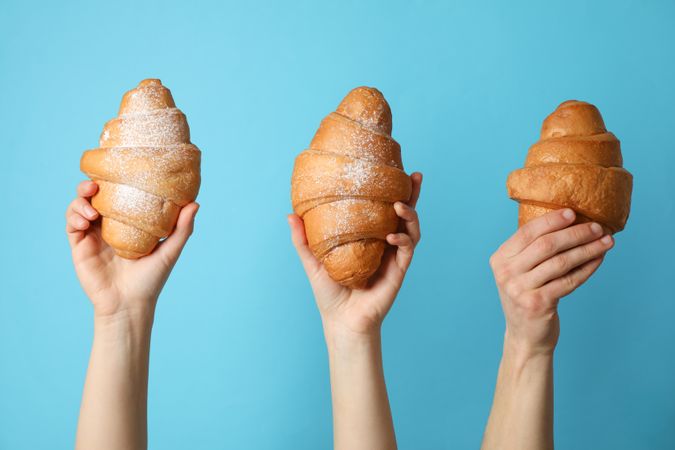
562,272,577,291
522,291,544,313
518,226,534,245
569,225,586,242
73,197,86,211
489,252,499,269
553,254,569,272
581,242,596,259
504,279,523,298
493,262,511,284
544,214,556,228
535,236,556,254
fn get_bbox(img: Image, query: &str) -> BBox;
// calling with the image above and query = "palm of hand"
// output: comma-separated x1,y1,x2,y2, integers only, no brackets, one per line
72,223,169,317
312,249,404,335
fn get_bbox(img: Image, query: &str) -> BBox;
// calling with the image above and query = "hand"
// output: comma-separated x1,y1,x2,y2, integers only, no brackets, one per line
489,208,614,357
288,172,423,339
66,180,199,319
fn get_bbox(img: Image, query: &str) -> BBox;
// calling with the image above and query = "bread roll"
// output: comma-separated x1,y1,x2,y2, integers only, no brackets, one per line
291,87,412,288
507,100,632,233
81,79,201,258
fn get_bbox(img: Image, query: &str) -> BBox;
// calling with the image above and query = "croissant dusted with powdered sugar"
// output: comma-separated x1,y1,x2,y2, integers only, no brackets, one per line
81,79,201,258
291,87,412,288
507,100,632,234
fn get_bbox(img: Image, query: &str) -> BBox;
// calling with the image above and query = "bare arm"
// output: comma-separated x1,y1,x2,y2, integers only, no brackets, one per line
67,181,198,450
482,209,614,450
76,312,155,449
326,330,396,450
482,339,554,450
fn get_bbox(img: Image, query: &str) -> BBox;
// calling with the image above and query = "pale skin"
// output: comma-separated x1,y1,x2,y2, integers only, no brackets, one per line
288,172,423,450
67,180,198,450
481,208,615,450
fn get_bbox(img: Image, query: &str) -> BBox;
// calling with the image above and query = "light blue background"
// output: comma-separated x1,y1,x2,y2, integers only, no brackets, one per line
1,0,674,448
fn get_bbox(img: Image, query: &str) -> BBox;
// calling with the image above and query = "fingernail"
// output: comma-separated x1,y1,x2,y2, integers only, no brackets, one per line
601,235,613,245
562,209,575,220
590,223,602,235
85,205,97,218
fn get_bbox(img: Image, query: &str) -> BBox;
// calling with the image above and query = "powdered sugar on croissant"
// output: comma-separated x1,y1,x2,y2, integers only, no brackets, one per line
291,87,412,288
81,79,201,258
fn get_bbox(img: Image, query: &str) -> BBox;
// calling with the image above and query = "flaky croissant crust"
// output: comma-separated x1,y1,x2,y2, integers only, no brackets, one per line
291,87,412,287
81,79,201,258
507,100,632,233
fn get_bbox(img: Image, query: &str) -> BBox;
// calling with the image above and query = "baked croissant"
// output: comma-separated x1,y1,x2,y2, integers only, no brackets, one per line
507,100,632,234
291,87,412,288
80,79,201,258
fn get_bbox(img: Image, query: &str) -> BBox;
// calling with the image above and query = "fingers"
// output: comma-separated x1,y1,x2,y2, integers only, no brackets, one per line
525,234,614,288
155,202,199,266
514,222,604,273
386,232,414,272
386,200,422,272
287,214,322,278
77,180,98,198
66,209,91,233
499,208,576,257
408,172,423,208
394,201,421,244
65,195,100,248
541,256,605,300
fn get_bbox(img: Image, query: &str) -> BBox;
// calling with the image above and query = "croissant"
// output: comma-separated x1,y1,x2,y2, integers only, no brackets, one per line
80,79,201,258
507,100,632,234
291,87,412,288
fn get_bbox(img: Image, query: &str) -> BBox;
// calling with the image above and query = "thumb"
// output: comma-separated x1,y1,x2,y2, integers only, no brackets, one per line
287,214,322,278
155,202,199,265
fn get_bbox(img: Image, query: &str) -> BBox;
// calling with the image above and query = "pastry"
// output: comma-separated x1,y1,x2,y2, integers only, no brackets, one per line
80,79,201,258
291,87,412,288
507,100,632,233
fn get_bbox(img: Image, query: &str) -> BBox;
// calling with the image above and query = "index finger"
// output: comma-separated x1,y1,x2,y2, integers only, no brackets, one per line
77,180,98,198
407,172,423,209
499,208,576,257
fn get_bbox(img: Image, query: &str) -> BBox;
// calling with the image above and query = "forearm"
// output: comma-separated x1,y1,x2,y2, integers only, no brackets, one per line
482,336,554,450
324,324,397,450
76,309,155,450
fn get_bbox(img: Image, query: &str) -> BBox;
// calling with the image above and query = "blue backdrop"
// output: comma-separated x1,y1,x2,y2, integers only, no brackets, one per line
1,0,674,448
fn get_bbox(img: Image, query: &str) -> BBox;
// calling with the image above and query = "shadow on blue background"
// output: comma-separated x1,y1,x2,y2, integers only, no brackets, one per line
1,0,674,448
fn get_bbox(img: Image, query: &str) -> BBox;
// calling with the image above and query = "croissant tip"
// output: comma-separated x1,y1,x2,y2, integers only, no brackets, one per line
351,85,383,95
138,78,163,87
337,86,392,134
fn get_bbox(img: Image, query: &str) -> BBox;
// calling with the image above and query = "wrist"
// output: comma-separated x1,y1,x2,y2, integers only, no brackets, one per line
93,307,155,342
322,320,381,356
502,334,555,368
91,294,157,322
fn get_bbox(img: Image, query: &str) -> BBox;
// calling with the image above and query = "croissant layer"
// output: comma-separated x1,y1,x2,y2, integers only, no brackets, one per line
507,100,632,233
291,87,412,288
81,79,201,258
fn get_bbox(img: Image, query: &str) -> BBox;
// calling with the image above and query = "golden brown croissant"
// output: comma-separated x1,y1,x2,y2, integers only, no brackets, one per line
507,100,632,234
80,79,201,258
291,87,412,288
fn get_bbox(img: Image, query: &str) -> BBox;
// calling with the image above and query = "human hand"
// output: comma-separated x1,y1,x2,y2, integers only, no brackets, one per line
288,172,422,340
66,180,199,319
489,209,614,357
